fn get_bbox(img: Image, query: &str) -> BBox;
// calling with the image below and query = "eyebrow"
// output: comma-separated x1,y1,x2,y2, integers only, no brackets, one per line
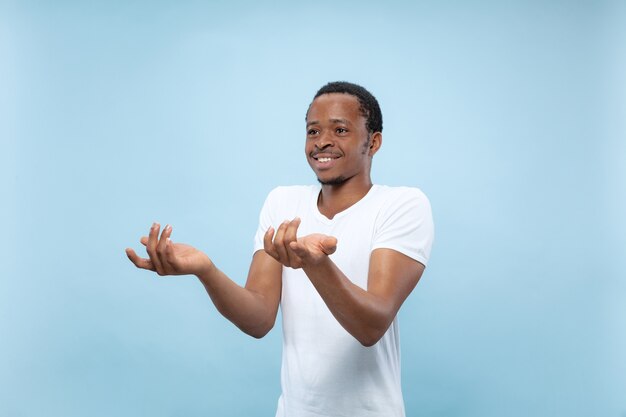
306,118,351,127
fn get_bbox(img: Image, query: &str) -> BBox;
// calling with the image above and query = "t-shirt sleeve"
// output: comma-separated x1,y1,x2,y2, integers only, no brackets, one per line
371,188,434,267
253,188,279,254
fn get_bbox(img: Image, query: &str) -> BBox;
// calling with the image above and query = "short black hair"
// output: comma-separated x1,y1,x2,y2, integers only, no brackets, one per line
311,81,383,133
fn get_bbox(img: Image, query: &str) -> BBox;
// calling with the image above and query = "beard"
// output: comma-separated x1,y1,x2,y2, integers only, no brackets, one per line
317,175,347,186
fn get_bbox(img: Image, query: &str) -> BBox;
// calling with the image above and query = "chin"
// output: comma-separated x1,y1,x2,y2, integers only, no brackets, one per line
317,176,347,186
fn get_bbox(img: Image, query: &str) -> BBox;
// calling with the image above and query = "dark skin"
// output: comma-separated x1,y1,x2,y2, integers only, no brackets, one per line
126,93,425,346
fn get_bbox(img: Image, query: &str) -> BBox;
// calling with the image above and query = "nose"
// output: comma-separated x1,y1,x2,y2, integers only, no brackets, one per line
315,131,334,149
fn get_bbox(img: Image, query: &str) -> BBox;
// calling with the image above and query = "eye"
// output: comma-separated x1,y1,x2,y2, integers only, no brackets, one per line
336,127,348,134
307,128,319,135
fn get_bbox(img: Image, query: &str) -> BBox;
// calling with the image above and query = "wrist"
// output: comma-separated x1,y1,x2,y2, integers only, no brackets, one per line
196,257,217,284
302,254,333,273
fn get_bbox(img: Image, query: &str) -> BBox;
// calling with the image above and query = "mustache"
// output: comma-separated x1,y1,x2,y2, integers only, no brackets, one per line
310,151,342,158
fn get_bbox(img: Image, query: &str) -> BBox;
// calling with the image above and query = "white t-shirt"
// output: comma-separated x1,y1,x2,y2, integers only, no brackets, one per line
253,185,434,417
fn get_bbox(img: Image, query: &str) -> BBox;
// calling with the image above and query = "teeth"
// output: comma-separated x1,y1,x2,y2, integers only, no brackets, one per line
318,157,332,162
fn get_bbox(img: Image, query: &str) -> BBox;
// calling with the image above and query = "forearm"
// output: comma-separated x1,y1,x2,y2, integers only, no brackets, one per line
197,262,277,338
303,258,394,347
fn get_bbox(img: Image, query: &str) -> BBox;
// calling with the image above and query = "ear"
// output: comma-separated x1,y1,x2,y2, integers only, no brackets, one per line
368,132,382,157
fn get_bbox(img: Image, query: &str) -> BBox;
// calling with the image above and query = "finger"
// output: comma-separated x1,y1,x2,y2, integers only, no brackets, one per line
288,241,307,263
263,227,279,260
156,225,173,272
283,218,302,266
273,221,291,265
321,236,338,255
125,248,155,271
163,237,178,271
146,223,164,275
283,217,300,244
140,236,148,246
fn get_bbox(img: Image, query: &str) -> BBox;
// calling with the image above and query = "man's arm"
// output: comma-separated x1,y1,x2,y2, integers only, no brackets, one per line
126,223,282,338
264,219,424,347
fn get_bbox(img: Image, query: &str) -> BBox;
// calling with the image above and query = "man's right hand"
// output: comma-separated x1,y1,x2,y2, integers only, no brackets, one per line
263,217,337,269
126,223,213,277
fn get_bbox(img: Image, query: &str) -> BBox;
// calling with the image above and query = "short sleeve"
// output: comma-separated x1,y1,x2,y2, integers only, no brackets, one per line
253,189,280,254
372,188,434,267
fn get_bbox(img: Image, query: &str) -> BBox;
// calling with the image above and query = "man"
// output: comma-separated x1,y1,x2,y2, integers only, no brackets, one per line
126,81,434,416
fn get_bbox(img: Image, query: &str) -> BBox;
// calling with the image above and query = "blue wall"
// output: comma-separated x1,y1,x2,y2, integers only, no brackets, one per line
1,1,624,416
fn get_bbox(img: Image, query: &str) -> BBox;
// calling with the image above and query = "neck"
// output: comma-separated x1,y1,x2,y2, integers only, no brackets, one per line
318,177,373,219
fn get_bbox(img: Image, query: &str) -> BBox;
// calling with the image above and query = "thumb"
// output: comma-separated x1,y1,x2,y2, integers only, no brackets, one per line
320,236,337,255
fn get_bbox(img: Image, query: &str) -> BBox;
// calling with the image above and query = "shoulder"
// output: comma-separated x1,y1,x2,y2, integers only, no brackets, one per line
265,185,319,201
258,185,319,223
261,185,319,215
373,185,431,209
371,186,435,266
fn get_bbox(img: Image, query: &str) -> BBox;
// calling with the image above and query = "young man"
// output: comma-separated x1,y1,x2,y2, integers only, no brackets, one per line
126,81,434,416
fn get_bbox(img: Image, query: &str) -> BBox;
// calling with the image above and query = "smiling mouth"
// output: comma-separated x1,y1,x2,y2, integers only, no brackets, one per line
312,153,341,162
312,155,340,168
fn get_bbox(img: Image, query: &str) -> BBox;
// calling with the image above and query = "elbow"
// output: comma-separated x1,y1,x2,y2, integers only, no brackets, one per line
355,316,395,347
248,328,270,339
241,320,275,339
356,327,386,347
358,338,378,348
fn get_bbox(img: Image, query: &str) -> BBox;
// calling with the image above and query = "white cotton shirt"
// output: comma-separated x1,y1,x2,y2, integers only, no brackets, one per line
253,185,434,417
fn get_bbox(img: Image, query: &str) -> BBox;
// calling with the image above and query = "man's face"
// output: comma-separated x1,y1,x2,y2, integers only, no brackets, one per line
305,93,379,186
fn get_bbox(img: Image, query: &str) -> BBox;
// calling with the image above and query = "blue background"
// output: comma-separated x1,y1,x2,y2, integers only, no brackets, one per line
1,1,625,416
